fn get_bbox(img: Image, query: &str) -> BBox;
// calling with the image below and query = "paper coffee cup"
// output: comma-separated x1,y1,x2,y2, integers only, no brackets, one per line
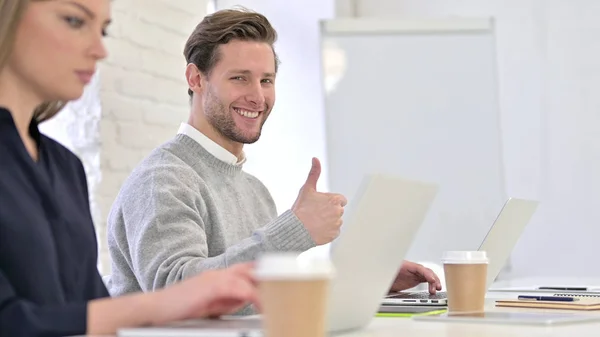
255,253,334,337
442,251,489,313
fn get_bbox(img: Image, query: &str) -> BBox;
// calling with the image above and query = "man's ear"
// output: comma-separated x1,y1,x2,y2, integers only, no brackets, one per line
185,63,204,95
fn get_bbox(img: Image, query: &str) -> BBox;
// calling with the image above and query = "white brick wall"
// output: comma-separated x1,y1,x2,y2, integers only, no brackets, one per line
97,0,209,274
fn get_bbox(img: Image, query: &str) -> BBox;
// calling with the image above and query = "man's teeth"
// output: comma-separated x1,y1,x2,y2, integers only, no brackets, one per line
235,108,260,119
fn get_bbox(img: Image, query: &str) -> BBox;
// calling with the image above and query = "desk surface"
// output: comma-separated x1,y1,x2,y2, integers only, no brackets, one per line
339,301,600,337
491,277,600,292
83,295,600,337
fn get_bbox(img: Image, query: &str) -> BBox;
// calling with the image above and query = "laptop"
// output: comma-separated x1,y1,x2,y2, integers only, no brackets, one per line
382,197,539,306
118,174,439,336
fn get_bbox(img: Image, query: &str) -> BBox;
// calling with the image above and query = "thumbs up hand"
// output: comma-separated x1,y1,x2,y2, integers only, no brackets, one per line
292,158,347,245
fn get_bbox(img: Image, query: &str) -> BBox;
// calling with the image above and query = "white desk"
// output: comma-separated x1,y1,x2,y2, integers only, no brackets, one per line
491,277,600,292
84,293,600,337
339,300,600,337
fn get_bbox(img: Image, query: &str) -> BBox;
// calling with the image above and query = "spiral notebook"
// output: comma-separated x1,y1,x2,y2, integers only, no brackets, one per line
553,293,600,298
496,296,600,311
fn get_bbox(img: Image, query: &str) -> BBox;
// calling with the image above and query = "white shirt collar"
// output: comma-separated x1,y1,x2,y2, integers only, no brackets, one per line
177,123,246,166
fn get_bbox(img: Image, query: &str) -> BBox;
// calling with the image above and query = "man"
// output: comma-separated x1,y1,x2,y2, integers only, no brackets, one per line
107,8,441,301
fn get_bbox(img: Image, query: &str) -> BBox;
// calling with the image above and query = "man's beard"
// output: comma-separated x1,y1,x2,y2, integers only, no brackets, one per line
204,88,268,144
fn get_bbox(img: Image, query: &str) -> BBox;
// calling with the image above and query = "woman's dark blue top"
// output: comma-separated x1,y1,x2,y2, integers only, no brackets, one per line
0,107,109,337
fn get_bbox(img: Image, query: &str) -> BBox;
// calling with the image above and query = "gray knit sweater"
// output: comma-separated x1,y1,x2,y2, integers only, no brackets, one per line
106,134,316,298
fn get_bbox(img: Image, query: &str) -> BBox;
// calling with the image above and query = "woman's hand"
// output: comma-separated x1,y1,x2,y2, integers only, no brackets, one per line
87,262,260,335
155,262,260,324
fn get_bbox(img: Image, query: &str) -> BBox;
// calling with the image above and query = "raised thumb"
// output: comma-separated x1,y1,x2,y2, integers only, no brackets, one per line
303,157,321,190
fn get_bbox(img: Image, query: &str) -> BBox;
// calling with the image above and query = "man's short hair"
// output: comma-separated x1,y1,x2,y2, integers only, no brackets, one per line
183,8,280,97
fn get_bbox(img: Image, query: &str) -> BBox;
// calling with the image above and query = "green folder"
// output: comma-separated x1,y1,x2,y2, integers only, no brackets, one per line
376,309,447,318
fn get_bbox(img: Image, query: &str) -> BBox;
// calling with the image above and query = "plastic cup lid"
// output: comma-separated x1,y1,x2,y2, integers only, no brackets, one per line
441,251,489,264
254,253,335,280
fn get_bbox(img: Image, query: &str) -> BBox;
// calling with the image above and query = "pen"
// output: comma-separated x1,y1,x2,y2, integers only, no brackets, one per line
518,295,576,302
538,286,588,291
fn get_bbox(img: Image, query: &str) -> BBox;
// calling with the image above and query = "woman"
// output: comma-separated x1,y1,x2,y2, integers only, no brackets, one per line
0,0,259,336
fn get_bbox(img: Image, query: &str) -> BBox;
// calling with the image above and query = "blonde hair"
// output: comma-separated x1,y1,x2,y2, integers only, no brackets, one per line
0,0,65,123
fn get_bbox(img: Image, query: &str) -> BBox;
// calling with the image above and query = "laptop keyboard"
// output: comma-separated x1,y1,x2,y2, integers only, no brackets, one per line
387,291,447,299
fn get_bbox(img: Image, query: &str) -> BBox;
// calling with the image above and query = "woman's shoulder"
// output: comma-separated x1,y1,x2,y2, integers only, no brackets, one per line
39,135,88,188
40,135,84,168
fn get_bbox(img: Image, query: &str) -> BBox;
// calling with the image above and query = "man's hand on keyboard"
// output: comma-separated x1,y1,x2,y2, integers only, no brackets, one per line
389,260,442,294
